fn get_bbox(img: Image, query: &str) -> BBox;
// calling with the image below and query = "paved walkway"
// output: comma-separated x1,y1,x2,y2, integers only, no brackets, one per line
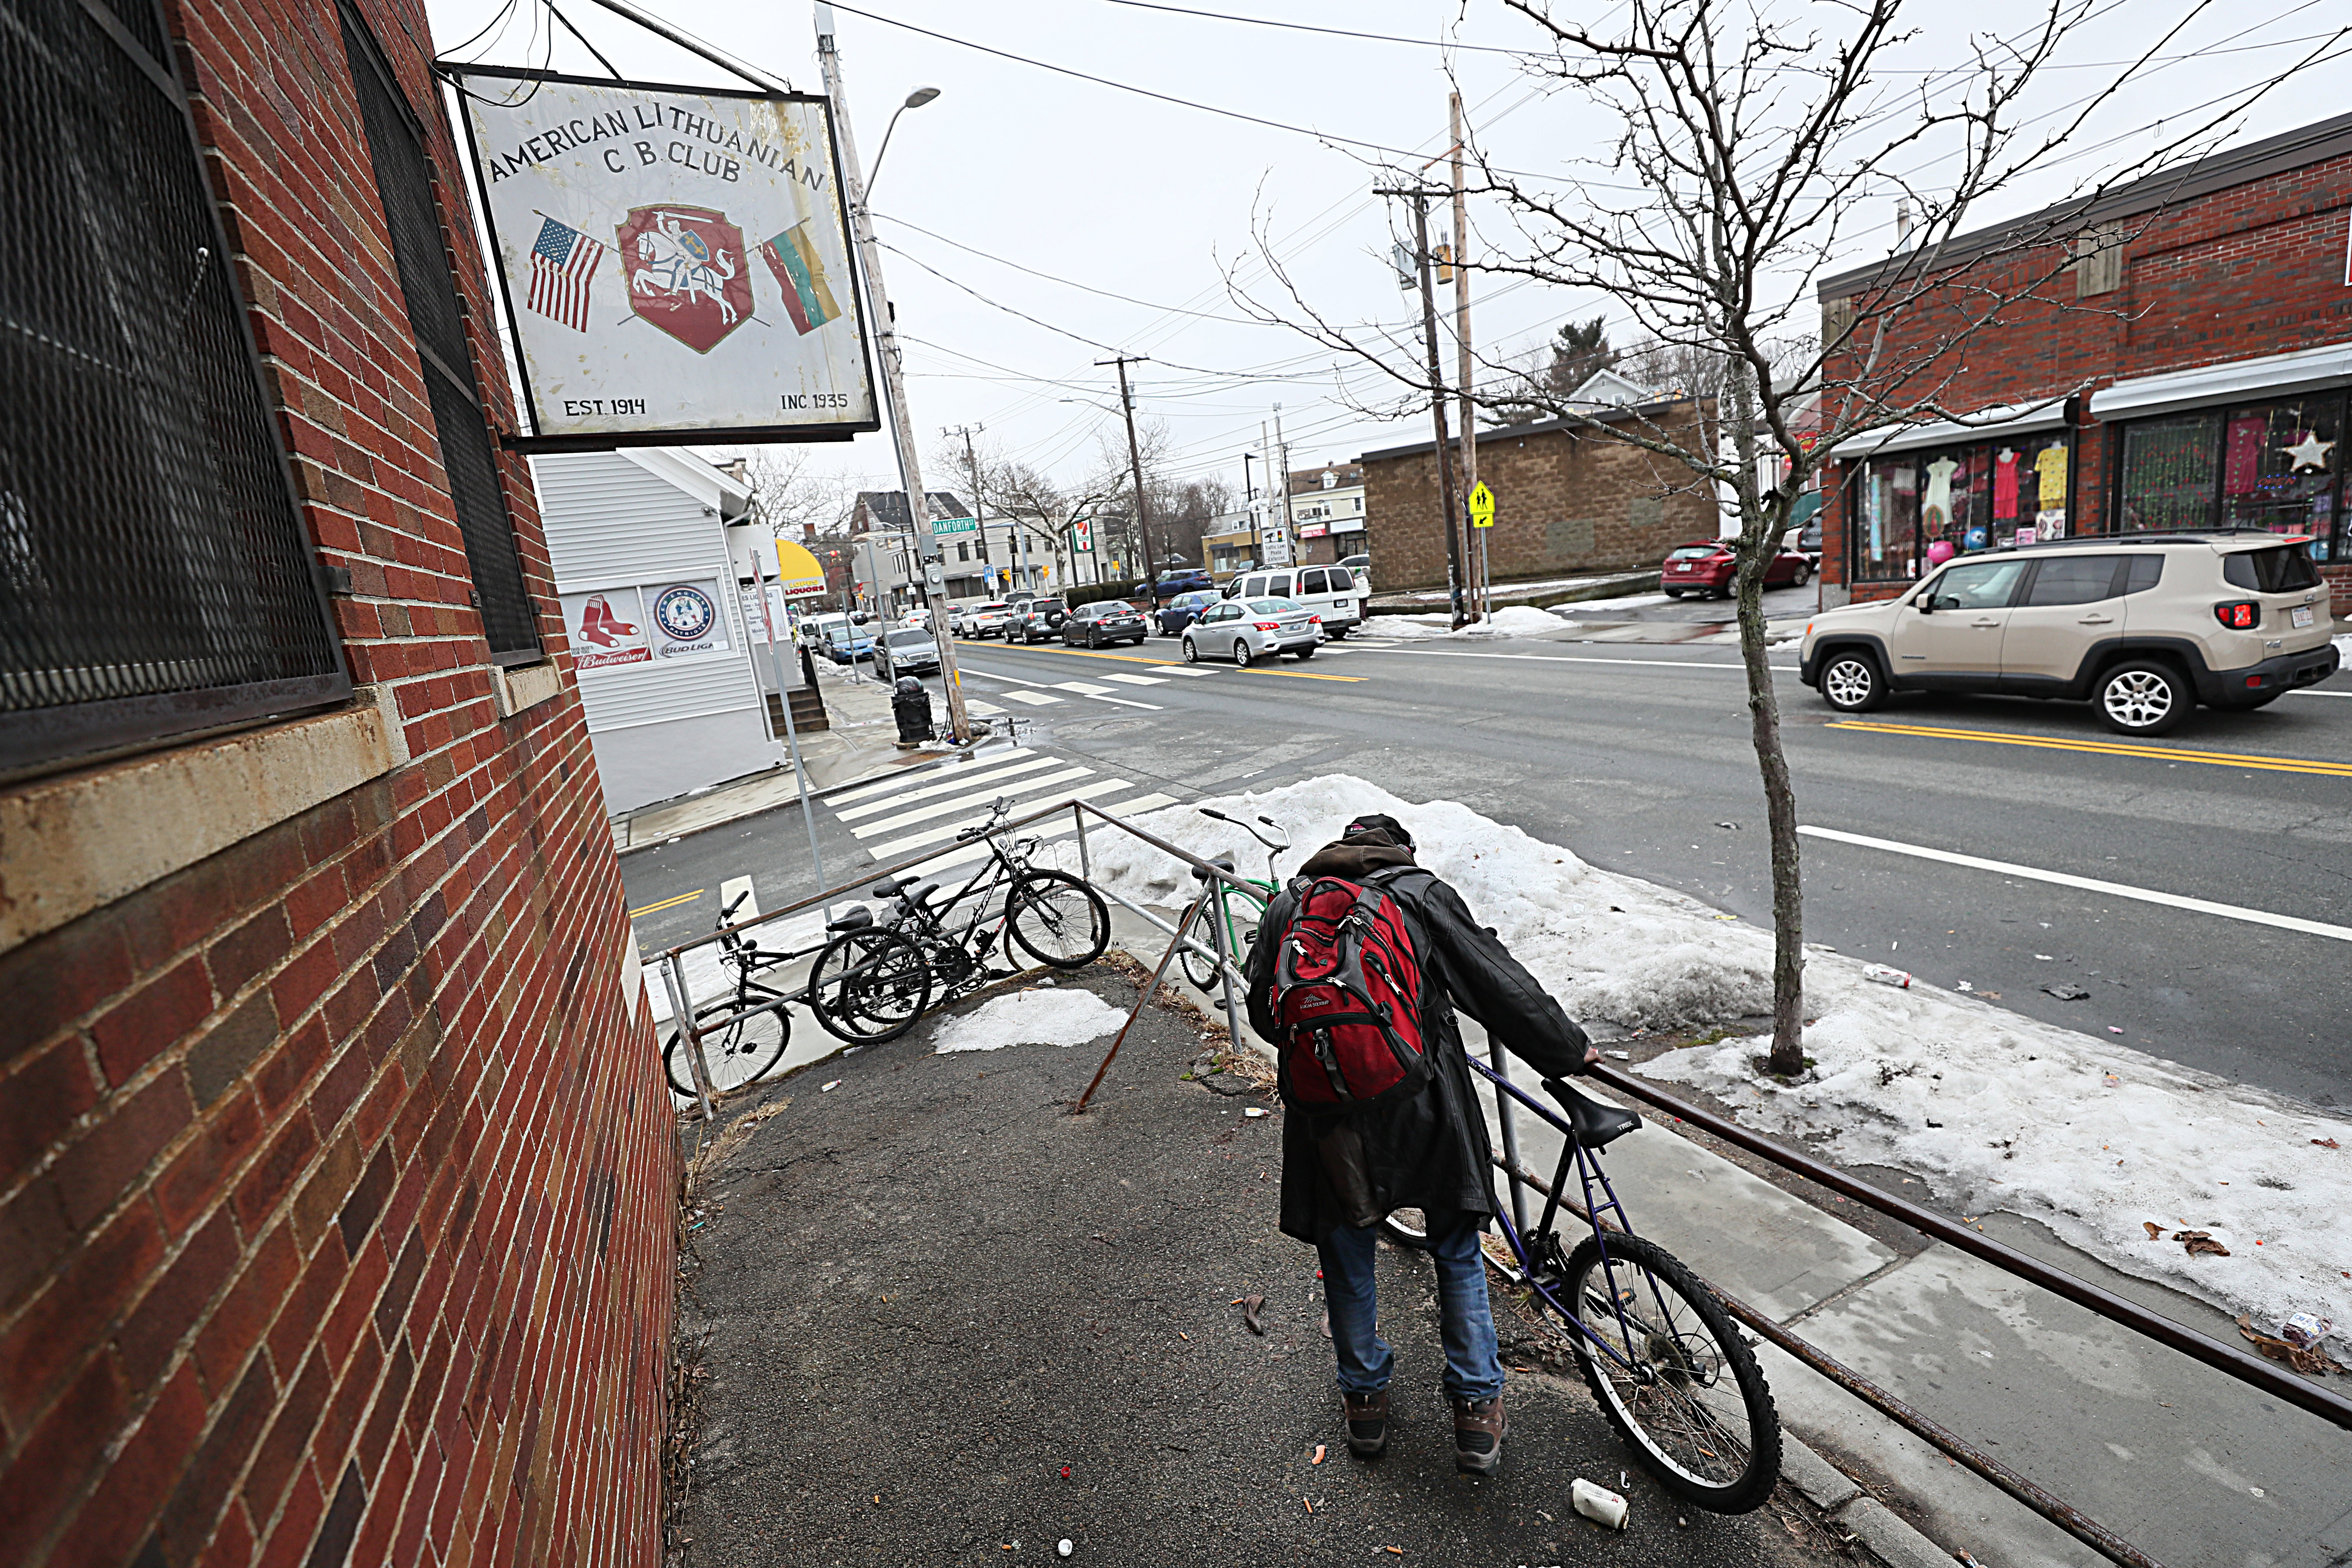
670,965,1844,1568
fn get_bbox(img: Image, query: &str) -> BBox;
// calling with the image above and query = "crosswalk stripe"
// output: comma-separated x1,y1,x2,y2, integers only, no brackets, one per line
833,753,1067,822
1053,681,1117,695
1148,665,1217,677
1001,689,1063,705
867,778,1136,856
900,790,1183,877
825,747,1036,809
846,766,1096,839
965,700,1006,716
1100,672,1167,686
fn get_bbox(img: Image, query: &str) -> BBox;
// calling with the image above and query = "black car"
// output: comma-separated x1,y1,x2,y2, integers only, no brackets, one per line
1009,599,1068,643
1061,599,1147,648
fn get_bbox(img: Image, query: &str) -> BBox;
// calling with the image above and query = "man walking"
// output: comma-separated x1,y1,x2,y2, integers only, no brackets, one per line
1244,812,1595,1475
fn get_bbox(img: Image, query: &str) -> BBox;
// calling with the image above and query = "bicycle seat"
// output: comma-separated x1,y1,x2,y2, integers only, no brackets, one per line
899,880,940,907
827,907,873,933
1190,854,1236,883
870,877,903,898
1543,1081,1642,1148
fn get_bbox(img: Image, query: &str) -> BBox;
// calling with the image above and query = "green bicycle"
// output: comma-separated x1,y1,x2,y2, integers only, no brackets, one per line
1174,806,1290,992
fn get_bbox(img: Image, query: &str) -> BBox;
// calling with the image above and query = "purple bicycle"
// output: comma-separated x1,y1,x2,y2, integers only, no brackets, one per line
1382,1059,1782,1513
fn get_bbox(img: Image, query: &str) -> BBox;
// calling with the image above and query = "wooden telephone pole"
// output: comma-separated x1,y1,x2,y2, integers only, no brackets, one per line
1377,184,1465,628
1097,355,1160,606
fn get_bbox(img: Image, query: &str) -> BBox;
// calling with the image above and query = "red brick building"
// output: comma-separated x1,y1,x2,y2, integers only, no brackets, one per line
0,0,671,1563
1816,112,2352,607
1360,400,1719,592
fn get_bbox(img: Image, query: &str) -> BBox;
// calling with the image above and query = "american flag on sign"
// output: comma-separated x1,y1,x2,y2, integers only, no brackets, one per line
526,216,604,331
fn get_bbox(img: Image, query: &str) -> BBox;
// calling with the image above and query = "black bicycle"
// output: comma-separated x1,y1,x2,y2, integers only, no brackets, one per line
1383,1062,1781,1513
661,891,930,1097
863,797,1110,1002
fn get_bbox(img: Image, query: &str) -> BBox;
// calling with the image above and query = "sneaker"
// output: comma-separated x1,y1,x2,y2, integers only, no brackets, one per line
1452,1394,1505,1476
1341,1390,1390,1458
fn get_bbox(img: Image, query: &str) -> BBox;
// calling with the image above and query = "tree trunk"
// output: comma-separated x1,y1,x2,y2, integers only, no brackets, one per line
1722,371,1807,1077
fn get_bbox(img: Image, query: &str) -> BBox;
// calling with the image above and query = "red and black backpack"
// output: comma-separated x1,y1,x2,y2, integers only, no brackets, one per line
1264,871,1430,1111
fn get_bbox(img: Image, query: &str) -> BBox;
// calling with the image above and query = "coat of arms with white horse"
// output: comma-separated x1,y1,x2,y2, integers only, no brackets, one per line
616,205,755,355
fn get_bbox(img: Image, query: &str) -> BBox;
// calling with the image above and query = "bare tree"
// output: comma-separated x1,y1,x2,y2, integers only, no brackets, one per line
1486,316,1621,424
1243,0,2316,1075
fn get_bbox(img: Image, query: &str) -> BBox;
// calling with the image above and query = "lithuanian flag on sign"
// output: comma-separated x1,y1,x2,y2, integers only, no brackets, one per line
758,220,842,334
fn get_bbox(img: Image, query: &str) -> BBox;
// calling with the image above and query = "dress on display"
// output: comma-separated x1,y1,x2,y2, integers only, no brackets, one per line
1992,449,2019,521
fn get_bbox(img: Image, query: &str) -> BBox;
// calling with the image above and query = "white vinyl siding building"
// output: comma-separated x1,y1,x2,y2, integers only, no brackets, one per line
534,449,778,815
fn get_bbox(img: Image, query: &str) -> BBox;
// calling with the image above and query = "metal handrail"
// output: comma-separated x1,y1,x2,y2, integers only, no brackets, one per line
1579,1062,2352,1432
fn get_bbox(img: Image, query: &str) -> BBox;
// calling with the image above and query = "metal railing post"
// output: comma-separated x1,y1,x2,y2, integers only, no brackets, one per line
1205,875,1245,1048
1074,799,1091,882
660,952,715,1121
1487,1038,1529,1236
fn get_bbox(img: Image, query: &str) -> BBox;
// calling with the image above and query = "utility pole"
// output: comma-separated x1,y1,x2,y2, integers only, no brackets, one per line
818,6,970,739
1378,183,1466,627
1451,92,1484,624
947,421,993,594
1271,403,1290,572
1098,355,1160,607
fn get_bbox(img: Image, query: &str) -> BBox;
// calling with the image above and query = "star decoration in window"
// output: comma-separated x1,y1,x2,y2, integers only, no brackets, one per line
2282,431,2336,473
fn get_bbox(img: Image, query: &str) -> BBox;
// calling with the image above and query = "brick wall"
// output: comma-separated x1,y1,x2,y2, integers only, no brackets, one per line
1363,405,1719,592
1818,141,2352,608
0,0,675,1562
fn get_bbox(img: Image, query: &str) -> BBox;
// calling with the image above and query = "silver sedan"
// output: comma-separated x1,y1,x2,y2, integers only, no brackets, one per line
1180,596,1322,666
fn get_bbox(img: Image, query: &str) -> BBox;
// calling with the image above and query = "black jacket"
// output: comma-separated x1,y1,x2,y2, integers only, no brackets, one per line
1245,840,1590,1243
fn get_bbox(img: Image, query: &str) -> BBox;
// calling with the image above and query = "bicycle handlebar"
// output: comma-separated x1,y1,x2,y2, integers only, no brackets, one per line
721,890,750,920
1197,805,1290,853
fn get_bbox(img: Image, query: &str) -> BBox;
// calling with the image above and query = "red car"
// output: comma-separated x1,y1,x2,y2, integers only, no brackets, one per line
1660,539,1812,598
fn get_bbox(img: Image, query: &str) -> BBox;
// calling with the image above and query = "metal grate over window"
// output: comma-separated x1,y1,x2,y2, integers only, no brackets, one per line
0,0,349,772
342,8,541,665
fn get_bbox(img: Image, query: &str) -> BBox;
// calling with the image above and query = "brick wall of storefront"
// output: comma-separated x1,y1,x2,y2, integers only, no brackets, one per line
1817,113,2352,609
1361,403,1719,592
0,0,674,1563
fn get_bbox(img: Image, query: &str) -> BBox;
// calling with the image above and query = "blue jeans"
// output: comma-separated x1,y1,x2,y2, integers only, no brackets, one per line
1317,1219,1504,1403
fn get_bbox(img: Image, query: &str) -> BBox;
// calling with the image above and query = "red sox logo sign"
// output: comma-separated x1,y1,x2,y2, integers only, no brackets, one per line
617,205,755,355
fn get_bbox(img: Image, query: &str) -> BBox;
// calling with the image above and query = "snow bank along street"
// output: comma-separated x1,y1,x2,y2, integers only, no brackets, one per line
1062,775,2352,1331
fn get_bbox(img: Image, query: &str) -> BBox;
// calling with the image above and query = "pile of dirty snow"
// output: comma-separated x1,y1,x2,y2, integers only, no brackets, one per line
1053,775,2350,1327
1371,606,1569,641
931,987,1127,1054
1550,591,1672,615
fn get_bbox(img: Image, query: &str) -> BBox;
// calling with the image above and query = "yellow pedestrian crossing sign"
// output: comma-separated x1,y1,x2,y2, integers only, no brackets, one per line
1468,481,1495,529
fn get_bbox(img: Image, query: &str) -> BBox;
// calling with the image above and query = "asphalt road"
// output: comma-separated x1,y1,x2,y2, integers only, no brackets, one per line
622,620,2352,1109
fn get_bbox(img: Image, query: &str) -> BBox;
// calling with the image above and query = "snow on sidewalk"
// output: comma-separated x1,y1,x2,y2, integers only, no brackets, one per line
931,987,1127,1054
1060,774,2351,1328
1375,605,1577,640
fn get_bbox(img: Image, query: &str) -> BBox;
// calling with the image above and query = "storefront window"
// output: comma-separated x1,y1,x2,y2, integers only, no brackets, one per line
2115,392,2344,560
1854,430,2075,582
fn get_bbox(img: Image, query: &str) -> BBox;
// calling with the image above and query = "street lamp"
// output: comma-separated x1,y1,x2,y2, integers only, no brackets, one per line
867,84,940,198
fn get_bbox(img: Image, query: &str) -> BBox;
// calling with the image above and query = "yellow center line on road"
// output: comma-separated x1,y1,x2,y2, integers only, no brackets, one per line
956,637,1364,681
628,889,703,919
1825,720,2352,778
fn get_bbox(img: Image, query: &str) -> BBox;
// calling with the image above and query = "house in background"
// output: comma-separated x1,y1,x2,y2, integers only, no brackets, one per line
536,450,791,816
1286,462,1367,565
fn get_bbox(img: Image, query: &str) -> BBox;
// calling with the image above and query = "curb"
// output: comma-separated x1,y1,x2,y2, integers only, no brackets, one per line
1782,1438,1956,1568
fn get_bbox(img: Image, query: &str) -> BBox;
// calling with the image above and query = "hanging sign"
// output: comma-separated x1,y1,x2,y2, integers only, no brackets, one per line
451,67,879,451
1070,517,1094,552
1467,481,1496,530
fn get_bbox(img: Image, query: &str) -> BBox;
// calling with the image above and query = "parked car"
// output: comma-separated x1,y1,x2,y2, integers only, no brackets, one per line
1148,569,1214,600
1338,553,1370,578
964,600,1017,638
1182,597,1321,666
1660,539,1811,598
1799,533,2340,737
873,627,940,678
1009,599,1069,643
1219,565,1365,637
1150,588,1223,639
799,611,851,649
1782,521,1823,567
1061,599,1148,647
822,624,878,664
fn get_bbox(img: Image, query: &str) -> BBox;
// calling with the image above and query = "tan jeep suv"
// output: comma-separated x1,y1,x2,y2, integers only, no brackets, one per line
1800,533,2340,736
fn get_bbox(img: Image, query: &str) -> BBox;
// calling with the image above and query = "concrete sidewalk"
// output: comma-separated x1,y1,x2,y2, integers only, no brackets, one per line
671,960,1853,1568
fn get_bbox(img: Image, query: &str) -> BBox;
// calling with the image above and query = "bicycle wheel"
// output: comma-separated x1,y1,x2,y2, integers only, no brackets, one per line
1176,902,1224,992
1556,1232,1780,1513
808,928,931,1044
1005,871,1109,969
665,994,790,1098
1378,1207,1436,1251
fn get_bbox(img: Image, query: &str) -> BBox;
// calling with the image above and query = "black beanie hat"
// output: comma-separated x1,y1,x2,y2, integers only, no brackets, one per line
1342,813,1415,851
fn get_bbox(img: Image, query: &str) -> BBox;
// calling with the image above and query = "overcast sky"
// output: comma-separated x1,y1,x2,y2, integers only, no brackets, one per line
420,0,2352,507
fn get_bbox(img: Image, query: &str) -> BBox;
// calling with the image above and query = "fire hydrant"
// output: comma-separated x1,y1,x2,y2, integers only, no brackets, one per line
891,676,934,748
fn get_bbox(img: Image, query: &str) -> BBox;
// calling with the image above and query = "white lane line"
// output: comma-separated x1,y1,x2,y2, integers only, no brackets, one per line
833,753,1067,821
847,767,1096,839
868,778,1136,855
1798,825,2352,944
960,664,1049,686
1053,681,1118,695
1001,689,1063,706
1149,665,1218,677
1372,649,1801,672
2287,688,2352,698
1090,694,1163,710
1101,672,1168,686
824,747,1035,808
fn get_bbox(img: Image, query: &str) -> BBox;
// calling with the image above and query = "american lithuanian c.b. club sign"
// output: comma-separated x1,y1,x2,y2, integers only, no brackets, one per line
451,67,879,451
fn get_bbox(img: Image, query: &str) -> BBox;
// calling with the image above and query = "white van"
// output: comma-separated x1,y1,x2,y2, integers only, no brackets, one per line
1222,564,1364,637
